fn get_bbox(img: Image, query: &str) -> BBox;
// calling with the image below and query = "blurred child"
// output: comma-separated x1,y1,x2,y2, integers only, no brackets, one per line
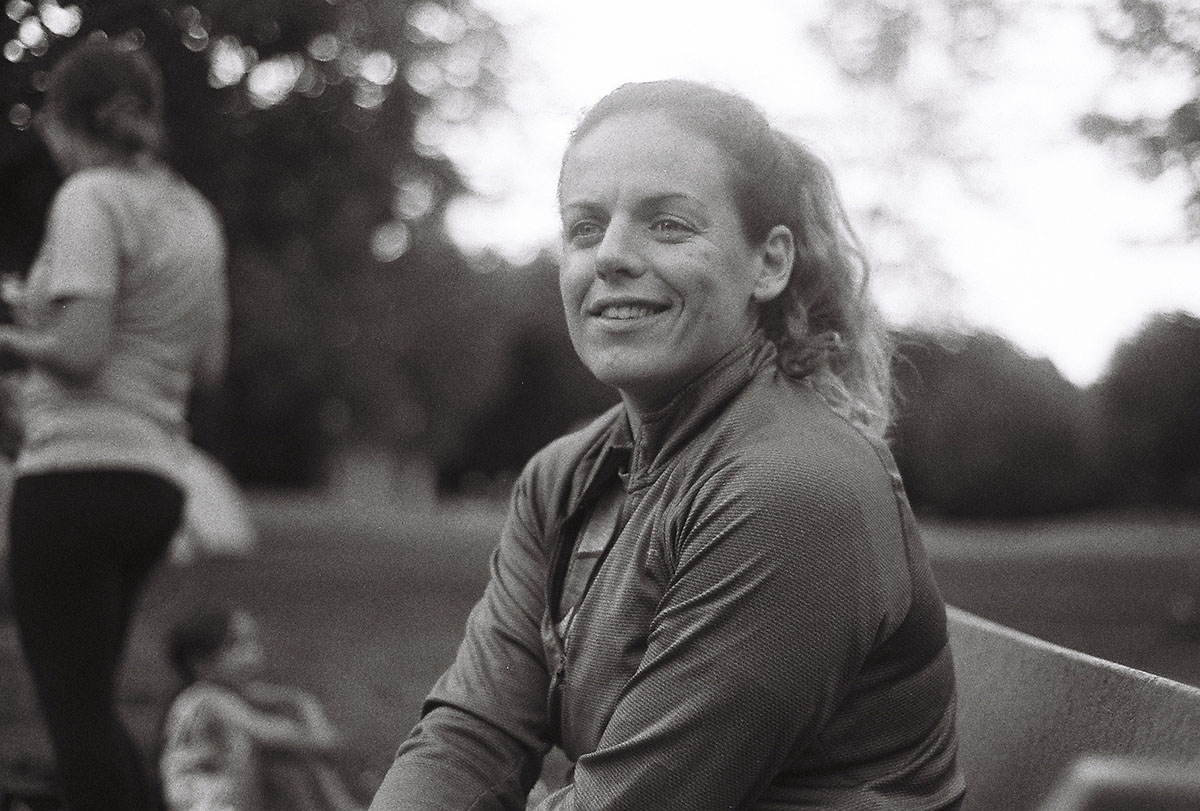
160,607,364,811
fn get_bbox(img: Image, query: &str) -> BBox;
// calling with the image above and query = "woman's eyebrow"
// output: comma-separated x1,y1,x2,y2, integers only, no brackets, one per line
559,200,604,219
638,193,710,223
560,192,708,219
643,192,695,205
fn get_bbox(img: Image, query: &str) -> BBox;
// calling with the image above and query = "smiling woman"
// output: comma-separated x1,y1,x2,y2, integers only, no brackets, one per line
557,110,794,417
369,79,965,811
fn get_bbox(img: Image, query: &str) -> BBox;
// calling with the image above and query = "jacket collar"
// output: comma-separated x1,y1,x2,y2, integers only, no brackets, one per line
611,332,775,490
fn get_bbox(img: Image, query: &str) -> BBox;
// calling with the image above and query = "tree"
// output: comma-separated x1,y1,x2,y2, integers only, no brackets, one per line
1079,0,1200,237
891,330,1107,517
806,0,1016,324
1,0,513,483
1096,311,1200,504
435,253,619,495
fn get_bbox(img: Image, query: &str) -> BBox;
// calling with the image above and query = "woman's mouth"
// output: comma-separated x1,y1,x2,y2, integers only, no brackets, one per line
590,299,669,320
599,304,663,320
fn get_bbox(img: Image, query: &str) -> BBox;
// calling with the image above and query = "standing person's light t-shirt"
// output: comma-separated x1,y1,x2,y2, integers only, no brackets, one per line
16,163,228,485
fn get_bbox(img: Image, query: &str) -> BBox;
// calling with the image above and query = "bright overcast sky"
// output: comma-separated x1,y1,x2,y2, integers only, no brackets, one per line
440,0,1200,386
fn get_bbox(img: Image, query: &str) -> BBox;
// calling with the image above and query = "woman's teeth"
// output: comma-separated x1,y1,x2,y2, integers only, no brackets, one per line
601,304,658,319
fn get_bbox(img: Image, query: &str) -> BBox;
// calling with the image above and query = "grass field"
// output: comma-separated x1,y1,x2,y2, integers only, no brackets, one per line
2,494,1199,799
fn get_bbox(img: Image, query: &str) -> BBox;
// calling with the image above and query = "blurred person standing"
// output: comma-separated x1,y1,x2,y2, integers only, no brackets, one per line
0,35,230,811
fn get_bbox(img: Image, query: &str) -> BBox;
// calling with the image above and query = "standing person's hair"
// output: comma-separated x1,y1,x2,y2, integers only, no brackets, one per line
561,79,893,435
40,36,167,158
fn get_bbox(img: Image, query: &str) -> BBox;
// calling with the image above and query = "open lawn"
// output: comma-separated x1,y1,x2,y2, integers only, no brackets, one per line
2,495,1199,798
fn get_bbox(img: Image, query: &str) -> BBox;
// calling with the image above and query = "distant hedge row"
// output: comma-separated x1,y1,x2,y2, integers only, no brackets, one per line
441,310,1200,518
891,311,1200,517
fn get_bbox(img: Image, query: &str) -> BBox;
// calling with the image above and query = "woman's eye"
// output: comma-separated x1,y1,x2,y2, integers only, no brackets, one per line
650,218,692,239
566,220,603,246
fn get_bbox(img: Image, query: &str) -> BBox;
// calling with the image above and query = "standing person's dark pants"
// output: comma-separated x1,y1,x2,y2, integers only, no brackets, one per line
8,470,185,811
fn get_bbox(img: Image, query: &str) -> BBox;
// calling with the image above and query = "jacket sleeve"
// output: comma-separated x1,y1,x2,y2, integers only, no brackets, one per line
534,452,899,810
369,464,555,810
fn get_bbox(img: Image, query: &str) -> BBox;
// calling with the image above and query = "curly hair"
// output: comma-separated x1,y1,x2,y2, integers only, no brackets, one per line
561,80,893,435
41,36,167,158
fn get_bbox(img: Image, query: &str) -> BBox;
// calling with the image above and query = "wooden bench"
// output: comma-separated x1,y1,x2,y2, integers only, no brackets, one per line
948,606,1200,810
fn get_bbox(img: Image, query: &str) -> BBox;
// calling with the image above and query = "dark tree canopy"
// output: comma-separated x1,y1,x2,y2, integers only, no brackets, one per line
891,331,1107,517
2,0,516,483
5,2,1197,511
1097,311,1200,504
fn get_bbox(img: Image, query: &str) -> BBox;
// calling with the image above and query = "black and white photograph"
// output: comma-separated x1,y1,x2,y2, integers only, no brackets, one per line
1,1,1198,809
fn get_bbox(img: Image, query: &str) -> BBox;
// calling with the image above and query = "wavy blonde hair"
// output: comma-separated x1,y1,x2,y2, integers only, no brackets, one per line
562,80,893,436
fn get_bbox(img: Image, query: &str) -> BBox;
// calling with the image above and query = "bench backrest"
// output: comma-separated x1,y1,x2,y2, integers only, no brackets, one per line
947,606,1200,810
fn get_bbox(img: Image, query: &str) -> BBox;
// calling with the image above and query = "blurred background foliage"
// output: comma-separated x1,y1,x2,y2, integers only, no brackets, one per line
0,0,1197,517
1078,0,1200,237
893,312,1200,517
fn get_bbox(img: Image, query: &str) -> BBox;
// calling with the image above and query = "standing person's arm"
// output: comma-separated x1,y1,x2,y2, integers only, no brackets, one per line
0,178,119,381
243,683,344,748
369,461,557,810
0,297,114,382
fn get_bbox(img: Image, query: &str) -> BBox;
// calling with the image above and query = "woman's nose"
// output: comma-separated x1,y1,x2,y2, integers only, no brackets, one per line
594,220,644,280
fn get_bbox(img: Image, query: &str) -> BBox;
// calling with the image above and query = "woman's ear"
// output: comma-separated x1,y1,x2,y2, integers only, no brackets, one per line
752,225,794,303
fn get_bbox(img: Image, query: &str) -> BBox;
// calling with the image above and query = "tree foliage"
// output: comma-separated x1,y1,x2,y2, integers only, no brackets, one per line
437,254,620,496
1080,0,1200,237
806,0,1015,327
1096,311,1200,504
1,0,513,483
891,331,1107,517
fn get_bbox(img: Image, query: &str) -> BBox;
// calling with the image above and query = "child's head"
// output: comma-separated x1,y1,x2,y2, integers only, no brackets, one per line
167,607,266,685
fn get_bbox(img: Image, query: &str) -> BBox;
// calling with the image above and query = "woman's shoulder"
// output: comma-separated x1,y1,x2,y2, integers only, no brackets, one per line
672,381,911,567
507,404,625,525
46,168,115,214
523,404,624,482
725,375,892,483
66,166,223,252
66,164,209,205
669,378,907,546
47,167,139,220
57,165,149,195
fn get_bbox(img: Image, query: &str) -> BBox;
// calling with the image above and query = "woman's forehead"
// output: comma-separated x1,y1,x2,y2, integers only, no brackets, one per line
560,112,734,202
568,111,716,161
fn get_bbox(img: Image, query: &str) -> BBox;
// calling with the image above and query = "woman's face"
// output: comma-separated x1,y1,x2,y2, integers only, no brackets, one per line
558,111,788,414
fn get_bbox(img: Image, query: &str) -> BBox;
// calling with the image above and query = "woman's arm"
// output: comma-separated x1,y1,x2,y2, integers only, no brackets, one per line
0,296,114,383
210,688,341,755
193,239,229,394
369,465,557,810
243,682,344,747
534,457,892,810
1,174,121,383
